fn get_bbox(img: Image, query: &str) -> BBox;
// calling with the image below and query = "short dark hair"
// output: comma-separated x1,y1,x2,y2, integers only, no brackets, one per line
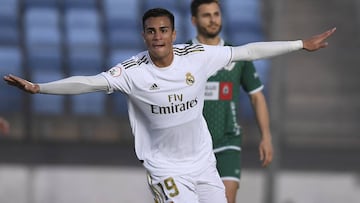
142,8,175,31
191,0,220,17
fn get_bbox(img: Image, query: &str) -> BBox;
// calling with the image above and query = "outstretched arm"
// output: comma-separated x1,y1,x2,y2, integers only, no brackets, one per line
231,27,336,61
3,74,109,95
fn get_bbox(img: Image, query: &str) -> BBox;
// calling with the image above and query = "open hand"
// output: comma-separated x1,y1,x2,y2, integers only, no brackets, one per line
303,27,336,51
259,137,273,167
3,74,40,94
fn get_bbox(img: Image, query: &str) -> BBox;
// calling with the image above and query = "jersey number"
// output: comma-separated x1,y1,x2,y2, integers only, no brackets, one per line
164,177,179,197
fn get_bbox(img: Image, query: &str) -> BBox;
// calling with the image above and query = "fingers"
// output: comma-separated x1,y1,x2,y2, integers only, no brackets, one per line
303,27,336,51
3,75,19,86
323,27,336,38
315,27,336,42
4,74,25,87
259,147,266,167
318,27,336,45
259,147,264,162
4,74,20,83
3,74,38,93
261,154,272,167
8,74,26,85
322,27,336,44
259,145,273,167
262,150,273,167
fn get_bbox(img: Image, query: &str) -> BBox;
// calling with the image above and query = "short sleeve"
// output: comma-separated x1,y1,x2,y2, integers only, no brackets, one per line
101,64,132,94
202,45,232,78
240,61,264,94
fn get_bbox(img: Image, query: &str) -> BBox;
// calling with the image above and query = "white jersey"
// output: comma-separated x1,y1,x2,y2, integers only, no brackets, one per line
101,44,232,176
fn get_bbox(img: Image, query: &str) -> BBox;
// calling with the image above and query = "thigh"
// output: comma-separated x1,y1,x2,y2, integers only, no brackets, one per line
196,163,227,203
147,173,198,203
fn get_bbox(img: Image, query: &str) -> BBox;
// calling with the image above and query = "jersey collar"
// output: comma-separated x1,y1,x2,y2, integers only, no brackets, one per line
192,38,225,46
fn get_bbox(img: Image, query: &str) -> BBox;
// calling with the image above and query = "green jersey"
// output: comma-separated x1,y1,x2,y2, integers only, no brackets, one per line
188,39,263,151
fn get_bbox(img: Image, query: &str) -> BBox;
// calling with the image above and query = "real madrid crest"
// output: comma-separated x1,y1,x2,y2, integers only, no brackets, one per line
185,72,195,86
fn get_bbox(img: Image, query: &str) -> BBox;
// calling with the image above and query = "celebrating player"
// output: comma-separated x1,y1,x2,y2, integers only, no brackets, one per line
4,8,335,203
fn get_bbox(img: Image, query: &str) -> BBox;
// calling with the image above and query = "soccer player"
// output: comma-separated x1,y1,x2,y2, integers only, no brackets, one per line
188,1,273,202
0,117,10,135
4,8,335,203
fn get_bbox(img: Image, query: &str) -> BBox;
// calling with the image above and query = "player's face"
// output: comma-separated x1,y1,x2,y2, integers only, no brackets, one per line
142,16,176,67
192,3,222,38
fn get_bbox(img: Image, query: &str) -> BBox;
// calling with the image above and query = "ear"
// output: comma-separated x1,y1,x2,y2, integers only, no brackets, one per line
191,16,196,26
142,32,146,42
172,30,177,43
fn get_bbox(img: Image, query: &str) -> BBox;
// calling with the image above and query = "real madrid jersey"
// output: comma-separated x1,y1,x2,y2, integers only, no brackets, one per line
101,44,232,176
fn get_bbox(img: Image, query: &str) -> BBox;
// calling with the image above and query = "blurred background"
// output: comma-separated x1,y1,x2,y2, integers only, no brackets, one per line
0,0,359,203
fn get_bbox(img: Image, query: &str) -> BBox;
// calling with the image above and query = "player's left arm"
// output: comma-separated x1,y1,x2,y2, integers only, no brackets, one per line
231,27,336,61
249,91,273,167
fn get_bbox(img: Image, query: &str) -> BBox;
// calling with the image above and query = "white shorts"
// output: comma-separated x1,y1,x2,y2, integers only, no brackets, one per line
147,163,227,203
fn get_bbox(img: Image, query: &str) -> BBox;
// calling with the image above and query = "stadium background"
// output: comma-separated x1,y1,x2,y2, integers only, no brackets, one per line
0,0,359,202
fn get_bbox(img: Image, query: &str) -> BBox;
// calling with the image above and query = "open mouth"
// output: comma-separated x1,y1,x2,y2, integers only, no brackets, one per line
153,44,165,49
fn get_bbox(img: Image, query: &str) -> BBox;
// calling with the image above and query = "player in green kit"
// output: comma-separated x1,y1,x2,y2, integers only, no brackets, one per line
189,1,273,202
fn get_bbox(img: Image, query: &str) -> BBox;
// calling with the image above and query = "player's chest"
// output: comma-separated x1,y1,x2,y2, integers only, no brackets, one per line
130,67,206,105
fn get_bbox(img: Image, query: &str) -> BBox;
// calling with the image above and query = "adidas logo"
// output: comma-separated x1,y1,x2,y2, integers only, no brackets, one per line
149,83,159,90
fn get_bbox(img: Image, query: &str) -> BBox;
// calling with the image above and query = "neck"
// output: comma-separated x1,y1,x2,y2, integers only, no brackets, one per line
150,52,174,68
196,35,221,45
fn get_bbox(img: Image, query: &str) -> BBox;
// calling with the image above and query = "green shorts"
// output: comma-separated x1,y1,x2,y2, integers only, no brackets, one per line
215,149,241,181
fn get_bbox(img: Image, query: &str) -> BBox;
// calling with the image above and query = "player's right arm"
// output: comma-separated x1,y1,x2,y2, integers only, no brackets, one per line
249,91,273,167
3,74,110,95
